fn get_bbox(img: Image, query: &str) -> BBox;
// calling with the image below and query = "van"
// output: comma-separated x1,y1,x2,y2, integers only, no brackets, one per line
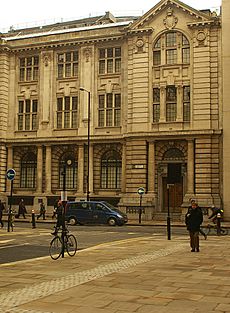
65,201,128,226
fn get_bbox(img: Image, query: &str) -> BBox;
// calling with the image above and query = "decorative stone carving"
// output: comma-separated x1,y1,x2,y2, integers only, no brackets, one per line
83,47,92,62
163,7,178,30
43,53,51,67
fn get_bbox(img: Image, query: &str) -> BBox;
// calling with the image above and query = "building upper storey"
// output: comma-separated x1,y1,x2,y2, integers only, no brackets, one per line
0,0,222,144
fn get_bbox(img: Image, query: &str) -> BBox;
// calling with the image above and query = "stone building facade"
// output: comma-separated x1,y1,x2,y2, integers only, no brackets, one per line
0,0,224,220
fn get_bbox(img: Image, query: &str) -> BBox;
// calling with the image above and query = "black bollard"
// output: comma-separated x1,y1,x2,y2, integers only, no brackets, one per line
216,212,221,236
31,209,36,228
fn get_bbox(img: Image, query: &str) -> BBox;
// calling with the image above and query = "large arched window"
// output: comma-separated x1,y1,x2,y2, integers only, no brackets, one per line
101,150,121,189
153,31,190,66
20,152,37,188
59,154,77,190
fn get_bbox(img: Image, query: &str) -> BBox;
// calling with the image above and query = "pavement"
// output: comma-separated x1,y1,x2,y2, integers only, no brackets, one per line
0,219,230,313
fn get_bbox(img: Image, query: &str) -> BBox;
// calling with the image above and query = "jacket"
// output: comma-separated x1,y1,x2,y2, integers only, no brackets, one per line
185,206,203,232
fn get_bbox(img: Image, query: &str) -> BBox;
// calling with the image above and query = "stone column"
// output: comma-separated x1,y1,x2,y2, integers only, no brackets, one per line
121,142,126,193
187,139,194,195
77,145,84,194
37,145,43,194
45,145,52,193
148,141,155,193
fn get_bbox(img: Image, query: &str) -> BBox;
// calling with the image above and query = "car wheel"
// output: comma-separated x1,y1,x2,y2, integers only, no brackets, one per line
108,217,117,226
68,217,77,226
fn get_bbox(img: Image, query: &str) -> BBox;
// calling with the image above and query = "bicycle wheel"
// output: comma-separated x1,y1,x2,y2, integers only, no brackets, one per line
49,236,62,260
66,234,77,257
220,228,228,236
200,226,210,236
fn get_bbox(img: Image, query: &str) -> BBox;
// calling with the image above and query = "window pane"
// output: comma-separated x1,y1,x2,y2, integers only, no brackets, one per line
20,68,25,81
99,49,105,59
26,68,32,80
65,97,70,110
25,100,31,112
166,49,177,64
153,104,160,123
34,56,39,65
18,115,23,130
115,94,121,108
19,101,24,113
32,114,37,129
99,95,105,108
154,38,161,49
182,48,190,64
153,88,160,102
57,98,63,111
166,32,177,47
114,109,120,126
65,63,71,77
25,114,30,130
66,52,71,62
20,58,25,67
72,111,77,128
107,48,113,57
72,96,78,110
57,112,62,128
153,51,161,65
58,54,64,62
166,103,176,122
27,57,32,66
73,63,78,76
99,60,105,74
33,67,39,80
32,100,37,112
166,86,177,101
115,58,121,72
98,110,104,127
107,59,113,73
73,51,78,61
58,64,63,78
106,109,113,126
115,47,121,57
64,112,70,128
106,94,113,108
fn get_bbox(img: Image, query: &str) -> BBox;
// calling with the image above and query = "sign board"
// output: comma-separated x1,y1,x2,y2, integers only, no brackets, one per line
6,169,16,181
137,187,145,195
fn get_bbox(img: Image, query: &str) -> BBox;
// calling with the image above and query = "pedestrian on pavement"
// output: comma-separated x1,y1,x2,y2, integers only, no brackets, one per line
185,201,203,252
51,200,64,235
37,201,46,220
0,200,5,227
17,199,27,219
52,200,58,219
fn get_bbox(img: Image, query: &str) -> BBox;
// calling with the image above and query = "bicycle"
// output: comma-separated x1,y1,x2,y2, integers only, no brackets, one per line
200,223,229,236
49,227,77,260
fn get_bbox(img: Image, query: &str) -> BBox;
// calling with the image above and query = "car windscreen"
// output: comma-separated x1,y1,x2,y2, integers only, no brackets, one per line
103,202,125,215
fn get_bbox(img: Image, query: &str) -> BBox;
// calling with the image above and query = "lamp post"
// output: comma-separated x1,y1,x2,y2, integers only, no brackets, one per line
80,87,90,201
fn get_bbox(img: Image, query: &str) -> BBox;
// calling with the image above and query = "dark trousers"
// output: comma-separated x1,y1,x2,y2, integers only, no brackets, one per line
0,216,3,227
37,212,46,220
189,231,199,250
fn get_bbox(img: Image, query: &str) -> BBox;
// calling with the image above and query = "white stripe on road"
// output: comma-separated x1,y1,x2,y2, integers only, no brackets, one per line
0,243,29,250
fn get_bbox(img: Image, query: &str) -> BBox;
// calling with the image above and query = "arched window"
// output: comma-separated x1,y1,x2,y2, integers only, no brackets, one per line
20,152,37,188
59,154,77,190
163,148,184,161
153,31,190,66
101,150,121,189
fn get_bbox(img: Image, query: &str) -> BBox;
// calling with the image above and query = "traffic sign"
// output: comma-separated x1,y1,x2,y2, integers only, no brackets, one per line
137,187,145,195
6,169,16,181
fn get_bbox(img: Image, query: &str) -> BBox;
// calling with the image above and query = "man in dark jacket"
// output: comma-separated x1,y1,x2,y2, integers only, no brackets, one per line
185,202,203,252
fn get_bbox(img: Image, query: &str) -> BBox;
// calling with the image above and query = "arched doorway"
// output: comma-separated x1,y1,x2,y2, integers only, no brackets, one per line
159,148,185,213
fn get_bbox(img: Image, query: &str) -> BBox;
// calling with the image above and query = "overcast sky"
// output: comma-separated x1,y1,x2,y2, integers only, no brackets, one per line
0,0,221,32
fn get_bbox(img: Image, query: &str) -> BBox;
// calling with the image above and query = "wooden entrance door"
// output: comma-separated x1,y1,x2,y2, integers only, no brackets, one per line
163,177,183,212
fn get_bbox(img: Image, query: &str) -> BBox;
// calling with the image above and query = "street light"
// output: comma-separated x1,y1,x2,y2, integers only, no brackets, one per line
80,87,90,201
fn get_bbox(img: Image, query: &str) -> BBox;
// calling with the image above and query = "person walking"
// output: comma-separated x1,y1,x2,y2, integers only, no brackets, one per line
17,199,27,219
0,200,5,228
37,201,46,220
185,201,203,252
51,200,64,235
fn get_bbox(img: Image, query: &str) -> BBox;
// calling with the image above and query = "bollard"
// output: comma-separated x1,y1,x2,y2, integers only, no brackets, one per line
138,208,142,224
31,209,36,228
216,212,221,236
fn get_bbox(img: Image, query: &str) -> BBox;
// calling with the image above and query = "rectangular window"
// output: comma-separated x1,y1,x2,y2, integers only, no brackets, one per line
166,32,177,47
153,88,160,123
99,47,121,74
18,99,38,130
56,96,78,129
98,93,121,127
153,51,161,66
183,86,190,121
57,51,79,78
166,86,177,122
19,56,39,82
